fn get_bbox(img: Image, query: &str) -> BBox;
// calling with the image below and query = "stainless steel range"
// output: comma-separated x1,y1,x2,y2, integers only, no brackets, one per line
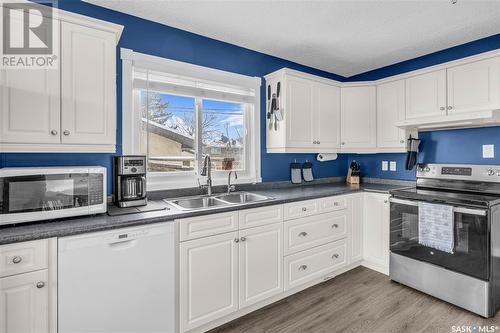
390,163,500,317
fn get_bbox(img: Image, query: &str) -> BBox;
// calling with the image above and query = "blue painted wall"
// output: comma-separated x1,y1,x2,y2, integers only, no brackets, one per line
1,1,499,189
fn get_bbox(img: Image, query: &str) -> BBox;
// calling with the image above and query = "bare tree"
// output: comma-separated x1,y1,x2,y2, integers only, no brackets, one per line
170,112,220,143
141,92,171,124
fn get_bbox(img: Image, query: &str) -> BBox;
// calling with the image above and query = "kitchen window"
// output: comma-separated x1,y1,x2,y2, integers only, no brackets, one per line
121,49,261,190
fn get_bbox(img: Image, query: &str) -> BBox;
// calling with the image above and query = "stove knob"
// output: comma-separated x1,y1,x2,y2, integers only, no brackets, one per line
487,169,495,176
496,169,500,176
425,167,430,172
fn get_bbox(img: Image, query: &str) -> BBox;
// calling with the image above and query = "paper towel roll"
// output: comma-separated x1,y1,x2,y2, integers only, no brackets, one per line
316,153,338,162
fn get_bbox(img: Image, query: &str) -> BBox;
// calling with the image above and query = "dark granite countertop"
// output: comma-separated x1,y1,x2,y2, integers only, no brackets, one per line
0,181,412,245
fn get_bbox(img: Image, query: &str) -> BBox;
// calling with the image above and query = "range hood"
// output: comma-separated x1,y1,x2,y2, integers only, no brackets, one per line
396,110,500,131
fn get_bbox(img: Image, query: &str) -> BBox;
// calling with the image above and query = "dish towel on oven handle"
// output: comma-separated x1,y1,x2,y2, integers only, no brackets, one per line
418,202,454,254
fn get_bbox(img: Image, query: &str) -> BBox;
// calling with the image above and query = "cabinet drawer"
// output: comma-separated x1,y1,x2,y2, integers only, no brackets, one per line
179,212,238,241
284,239,347,291
0,240,48,278
285,210,347,255
319,196,347,213
283,199,320,220
239,205,283,229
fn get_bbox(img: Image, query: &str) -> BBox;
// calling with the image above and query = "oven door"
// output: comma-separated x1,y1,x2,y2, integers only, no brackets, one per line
390,197,489,280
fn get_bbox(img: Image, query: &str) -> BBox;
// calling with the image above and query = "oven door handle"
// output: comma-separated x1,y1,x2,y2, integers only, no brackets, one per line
389,198,487,216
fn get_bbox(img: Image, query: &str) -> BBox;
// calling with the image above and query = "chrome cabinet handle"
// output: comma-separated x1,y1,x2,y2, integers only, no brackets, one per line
332,224,338,228
440,107,445,110
63,130,70,136
302,207,307,212
298,265,308,271
12,256,22,264
50,130,58,135
298,231,308,237
332,254,339,259
234,238,240,243
240,237,246,242
36,281,45,289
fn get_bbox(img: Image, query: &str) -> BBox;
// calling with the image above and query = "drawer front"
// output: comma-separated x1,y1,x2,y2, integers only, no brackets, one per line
239,205,283,229
285,211,347,255
284,239,347,291
283,199,320,220
0,240,48,278
319,196,347,213
179,212,238,241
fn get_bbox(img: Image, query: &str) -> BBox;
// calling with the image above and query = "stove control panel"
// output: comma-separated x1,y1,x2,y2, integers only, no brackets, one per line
417,163,500,182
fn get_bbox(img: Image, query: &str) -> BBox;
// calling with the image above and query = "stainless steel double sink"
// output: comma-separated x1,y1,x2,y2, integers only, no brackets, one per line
164,192,274,211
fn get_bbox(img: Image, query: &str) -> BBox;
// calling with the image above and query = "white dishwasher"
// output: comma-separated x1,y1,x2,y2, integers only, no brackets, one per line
58,222,176,333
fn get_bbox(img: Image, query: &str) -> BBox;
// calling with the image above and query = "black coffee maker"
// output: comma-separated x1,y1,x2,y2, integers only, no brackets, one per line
113,155,147,207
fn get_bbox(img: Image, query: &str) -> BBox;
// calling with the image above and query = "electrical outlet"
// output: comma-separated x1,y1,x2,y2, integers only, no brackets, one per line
390,161,397,171
483,144,495,159
382,161,389,171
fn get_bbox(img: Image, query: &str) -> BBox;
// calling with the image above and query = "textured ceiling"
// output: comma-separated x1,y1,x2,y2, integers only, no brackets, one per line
86,0,500,77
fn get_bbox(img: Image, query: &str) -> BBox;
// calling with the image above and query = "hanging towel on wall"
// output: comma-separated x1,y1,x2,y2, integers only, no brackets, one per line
418,202,454,254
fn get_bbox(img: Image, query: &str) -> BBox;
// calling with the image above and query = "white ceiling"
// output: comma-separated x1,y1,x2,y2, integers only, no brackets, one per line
86,0,500,77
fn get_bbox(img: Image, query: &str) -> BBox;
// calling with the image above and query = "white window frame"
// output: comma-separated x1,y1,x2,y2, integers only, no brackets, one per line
121,48,261,191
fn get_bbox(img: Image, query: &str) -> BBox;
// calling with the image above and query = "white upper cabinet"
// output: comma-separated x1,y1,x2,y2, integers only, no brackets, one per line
340,86,376,150
405,69,447,119
377,80,406,149
315,82,341,149
265,69,341,153
60,21,116,146
0,9,122,152
0,68,60,145
446,57,500,114
285,75,315,149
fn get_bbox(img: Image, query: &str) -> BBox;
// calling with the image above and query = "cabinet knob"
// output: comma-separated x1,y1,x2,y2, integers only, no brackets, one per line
234,238,240,243
298,265,308,271
313,140,317,144
440,107,445,111
298,231,308,237
341,142,345,145
447,106,453,110
384,200,388,204
240,237,246,242
400,140,405,144
63,130,70,136
317,141,320,144
302,207,307,212
50,130,58,135
333,202,339,206
332,254,339,259
36,281,45,289
332,224,339,228
12,256,22,264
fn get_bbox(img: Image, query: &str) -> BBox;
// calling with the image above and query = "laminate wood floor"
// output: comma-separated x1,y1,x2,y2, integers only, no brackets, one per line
210,266,500,333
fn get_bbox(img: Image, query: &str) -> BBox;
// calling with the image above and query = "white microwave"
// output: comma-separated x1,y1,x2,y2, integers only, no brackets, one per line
0,166,107,225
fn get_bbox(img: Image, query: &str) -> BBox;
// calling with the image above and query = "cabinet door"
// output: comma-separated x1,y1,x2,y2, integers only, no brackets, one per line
340,86,376,149
405,69,446,119
348,194,364,263
60,21,116,145
363,193,390,274
447,57,500,114
0,70,59,145
180,232,238,332
0,270,49,333
315,82,341,149
286,75,315,148
376,80,406,149
239,223,283,309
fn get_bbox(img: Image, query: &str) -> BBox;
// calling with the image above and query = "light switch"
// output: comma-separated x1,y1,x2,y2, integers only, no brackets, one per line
382,161,389,171
483,144,495,159
390,161,397,171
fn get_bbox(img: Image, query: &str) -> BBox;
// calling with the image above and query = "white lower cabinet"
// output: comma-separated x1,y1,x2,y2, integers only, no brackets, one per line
179,231,239,332
362,193,390,275
239,224,283,309
0,239,56,333
284,239,347,291
347,194,364,263
0,270,49,333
